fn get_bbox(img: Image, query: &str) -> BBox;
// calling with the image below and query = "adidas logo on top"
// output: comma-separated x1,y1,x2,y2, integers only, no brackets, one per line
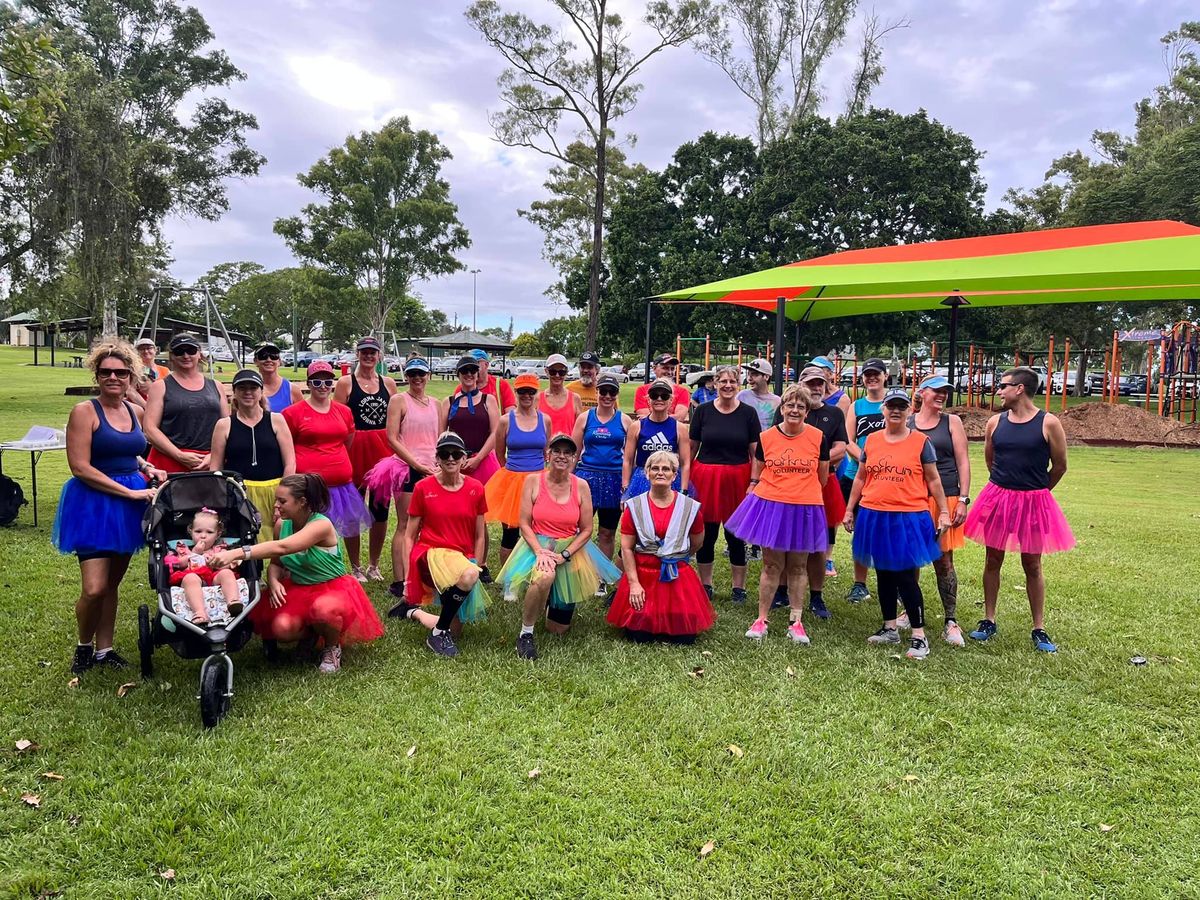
642,431,674,451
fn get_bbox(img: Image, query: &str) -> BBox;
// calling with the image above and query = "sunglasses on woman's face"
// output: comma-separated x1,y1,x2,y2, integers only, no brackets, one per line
548,369,567,377
256,352,280,361
459,367,479,376
308,379,335,388
598,387,619,397
171,346,199,356
649,392,671,401
97,367,132,379
516,389,536,397
437,449,465,461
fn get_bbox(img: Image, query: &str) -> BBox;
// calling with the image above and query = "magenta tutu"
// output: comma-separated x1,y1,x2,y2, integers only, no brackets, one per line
964,482,1075,554
325,482,373,538
607,555,715,638
363,455,411,506
726,496,828,554
469,450,500,485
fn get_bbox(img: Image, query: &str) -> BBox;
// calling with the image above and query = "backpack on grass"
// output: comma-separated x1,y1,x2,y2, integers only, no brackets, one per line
0,474,28,526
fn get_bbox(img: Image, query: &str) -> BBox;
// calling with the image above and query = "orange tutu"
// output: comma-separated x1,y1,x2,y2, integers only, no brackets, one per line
484,467,535,525
930,495,965,551
249,574,384,645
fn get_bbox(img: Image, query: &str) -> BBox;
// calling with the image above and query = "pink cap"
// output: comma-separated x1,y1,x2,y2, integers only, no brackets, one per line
307,360,335,377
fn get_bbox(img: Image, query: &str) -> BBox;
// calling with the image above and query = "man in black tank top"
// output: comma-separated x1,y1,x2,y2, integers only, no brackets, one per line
965,367,1072,653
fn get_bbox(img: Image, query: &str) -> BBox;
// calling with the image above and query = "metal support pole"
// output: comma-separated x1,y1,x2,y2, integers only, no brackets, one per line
642,301,655,385
942,295,966,407
773,296,787,396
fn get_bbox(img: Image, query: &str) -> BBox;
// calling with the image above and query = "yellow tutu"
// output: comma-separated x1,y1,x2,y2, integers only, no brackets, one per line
243,478,281,545
484,467,534,525
423,548,486,623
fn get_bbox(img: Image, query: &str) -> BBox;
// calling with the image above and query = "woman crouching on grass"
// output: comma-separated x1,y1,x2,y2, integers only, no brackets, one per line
389,432,489,658
210,474,384,674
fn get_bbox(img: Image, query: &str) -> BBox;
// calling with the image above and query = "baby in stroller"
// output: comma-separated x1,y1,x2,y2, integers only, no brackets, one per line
164,507,244,624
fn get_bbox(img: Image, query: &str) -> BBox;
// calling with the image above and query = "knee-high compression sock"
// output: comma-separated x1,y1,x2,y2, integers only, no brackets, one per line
936,567,958,622
435,585,468,631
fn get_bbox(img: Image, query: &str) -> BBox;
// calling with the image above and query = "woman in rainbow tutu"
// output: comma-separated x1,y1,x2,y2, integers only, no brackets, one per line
499,432,621,660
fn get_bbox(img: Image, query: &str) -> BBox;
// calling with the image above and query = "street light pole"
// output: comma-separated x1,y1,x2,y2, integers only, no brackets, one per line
470,268,481,331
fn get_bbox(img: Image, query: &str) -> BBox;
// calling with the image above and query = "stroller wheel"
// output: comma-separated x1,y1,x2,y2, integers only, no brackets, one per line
137,604,154,679
199,655,232,729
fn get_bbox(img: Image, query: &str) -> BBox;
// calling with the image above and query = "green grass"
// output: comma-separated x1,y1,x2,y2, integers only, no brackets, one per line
2,345,1199,898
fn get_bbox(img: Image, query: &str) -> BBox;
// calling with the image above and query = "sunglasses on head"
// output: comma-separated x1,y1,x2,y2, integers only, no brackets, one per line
97,367,132,379
437,449,465,461
598,387,619,397
171,346,199,356
308,378,335,388
255,351,280,361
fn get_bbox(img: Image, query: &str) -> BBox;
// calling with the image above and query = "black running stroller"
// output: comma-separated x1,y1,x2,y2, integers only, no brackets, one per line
138,471,263,728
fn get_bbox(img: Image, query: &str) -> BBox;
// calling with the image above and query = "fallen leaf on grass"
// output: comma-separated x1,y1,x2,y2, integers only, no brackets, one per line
158,868,176,880
727,744,744,759
40,772,64,781
528,768,541,780
159,682,172,692
699,840,715,858
67,677,80,689
116,682,137,698
15,739,37,752
688,666,705,678
67,814,82,827
785,666,796,677
37,660,51,668
21,792,41,807
406,745,417,758
700,650,712,657
1099,823,1115,833
903,774,919,783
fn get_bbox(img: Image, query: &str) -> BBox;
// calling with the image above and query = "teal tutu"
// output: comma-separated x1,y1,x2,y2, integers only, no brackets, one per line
851,507,941,570
499,534,622,609
432,582,488,624
52,473,148,556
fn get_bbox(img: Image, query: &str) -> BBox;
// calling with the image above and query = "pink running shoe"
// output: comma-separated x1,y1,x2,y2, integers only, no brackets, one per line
744,619,768,640
787,621,810,645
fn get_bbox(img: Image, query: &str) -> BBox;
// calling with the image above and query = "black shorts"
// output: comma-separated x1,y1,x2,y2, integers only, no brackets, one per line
596,506,621,530
401,467,421,494
546,602,576,626
76,550,124,562
839,475,854,503
367,490,389,523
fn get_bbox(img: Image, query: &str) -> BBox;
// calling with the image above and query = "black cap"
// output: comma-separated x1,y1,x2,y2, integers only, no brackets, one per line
862,357,887,374
597,374,620,389
654,353,679,367
883,387,911,407
435,432,467,453
232,369,264,388
456,355,479,372
169,332,200,352
579,351,601,366
253,342,281,356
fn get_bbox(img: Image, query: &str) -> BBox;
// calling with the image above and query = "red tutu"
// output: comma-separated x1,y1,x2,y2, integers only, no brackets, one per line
822,473,846,525
690,461,752,523
250,574,384,644
964,482,1075,555
607,554,715,637
147,446,207,474
349,429,393,487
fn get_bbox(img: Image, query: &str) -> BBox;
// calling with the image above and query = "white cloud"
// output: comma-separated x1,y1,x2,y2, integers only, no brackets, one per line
287,54,396,113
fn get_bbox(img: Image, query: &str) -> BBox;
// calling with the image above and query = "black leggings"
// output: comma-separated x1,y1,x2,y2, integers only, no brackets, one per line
500,525,521,550
696,522,746,567
876,568,925,629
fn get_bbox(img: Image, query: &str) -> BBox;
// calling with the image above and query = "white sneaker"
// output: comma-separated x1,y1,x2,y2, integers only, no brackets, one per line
503,586,518,603
318,645,342,674
595,581,607,598
351,565,368,583
365,565,384,582
943,621,965,648
895,612,911,631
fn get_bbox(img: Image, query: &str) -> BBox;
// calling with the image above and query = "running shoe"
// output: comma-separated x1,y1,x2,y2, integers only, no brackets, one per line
426,631,459,658
943,621,965,648
704,584,714,603
71,644,94,675
745,619,768,640
809,595,831,620
365,565,384,582
847,582,871,604
1031,629,1058,653
318,645,342,674
825,559,838,578
787,621,810,645
387,581,406,599
895,612,911,630
770,586,789,609
503,586,518,604
351,565,368,583
595,580,607,598
867,627,900,645
906,637,930,660
479,565,494,585
516,632,538,660
386,598,419,620
749,545,762,561
731,587,748,604
969,619,997,642
93,649,129,669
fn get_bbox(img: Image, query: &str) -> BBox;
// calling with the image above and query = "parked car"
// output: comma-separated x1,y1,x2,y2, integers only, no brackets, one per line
383,355,403,372
627,362,647,380
515,360,548,380
503,358,538,378
1119,374,1149,396
433,356,458,376
600,366,629,383
1050,370,1092,396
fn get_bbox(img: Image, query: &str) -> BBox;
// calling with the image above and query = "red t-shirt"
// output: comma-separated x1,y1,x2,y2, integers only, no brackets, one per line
282,401,355,486
482,374,515,411
634,382,691,415
409,475,487,556
620,495,705,538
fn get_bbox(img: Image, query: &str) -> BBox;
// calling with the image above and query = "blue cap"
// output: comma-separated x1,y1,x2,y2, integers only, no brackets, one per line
469,348,490,362
403,357,431,374
919,375,951,391
810,355,834,371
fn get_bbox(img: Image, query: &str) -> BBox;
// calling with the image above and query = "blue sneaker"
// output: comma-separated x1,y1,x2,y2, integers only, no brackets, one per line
770,586,789,609
847,582,871,604
730,587,748,604
969,619,997,642
825,559,838,578
1031,628,1057,653
809,595,831,620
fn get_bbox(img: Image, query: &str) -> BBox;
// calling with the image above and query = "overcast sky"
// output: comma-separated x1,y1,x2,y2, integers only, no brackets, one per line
162,0,1193,335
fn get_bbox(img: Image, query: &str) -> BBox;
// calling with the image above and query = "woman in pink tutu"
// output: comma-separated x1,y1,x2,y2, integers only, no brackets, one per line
688,365,761,603
727,384,831,645
211,473,384,674
607,450,713,644
964,366,1073,653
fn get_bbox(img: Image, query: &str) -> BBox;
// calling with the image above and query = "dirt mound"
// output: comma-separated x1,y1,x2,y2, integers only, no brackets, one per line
945,402,1199,446
946,405,995,438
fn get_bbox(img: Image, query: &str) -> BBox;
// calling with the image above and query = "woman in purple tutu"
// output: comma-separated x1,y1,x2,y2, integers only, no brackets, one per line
843,388,951,660
728,384,831,645
964,366,1073,653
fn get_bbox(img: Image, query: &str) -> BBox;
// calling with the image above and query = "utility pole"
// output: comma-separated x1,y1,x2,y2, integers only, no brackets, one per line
470,268,481,332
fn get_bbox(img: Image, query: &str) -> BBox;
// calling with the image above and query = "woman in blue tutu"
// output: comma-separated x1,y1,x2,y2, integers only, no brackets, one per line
621,378,692,501
570,373,632,575
728,384,831,645
54,340,167,675
843,388,951,660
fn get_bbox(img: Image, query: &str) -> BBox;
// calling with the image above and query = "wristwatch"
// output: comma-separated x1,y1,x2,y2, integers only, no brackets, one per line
560,548,572,561
242,545,252,560
959,496,971,506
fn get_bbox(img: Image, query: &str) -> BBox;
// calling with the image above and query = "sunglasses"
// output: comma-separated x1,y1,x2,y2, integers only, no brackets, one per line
405,370,428,377
548,369,567,377
884,402,909,411
648,391,671,401
255,352,280,361
598,387,619,397
171,346,199,356
458,367,479,376
97,367,132,379
437,449,465,461
308,379,335,388
516,388,537,396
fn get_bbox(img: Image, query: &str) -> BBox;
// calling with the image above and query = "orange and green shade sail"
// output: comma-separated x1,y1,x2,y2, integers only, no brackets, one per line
657,220,1200,321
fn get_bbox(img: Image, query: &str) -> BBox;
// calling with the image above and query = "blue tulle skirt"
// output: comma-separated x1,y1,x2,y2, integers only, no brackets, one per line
726,496,827,553
576,466,623,510
852,507,942,570
325,482,373,538
620,468,695,503
52,472,148,556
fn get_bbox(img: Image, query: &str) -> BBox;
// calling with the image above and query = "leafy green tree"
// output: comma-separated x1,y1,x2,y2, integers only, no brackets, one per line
512,332,543,357
0,25,63,162
222,267,358,349
275,117,469,339
534,314,587,358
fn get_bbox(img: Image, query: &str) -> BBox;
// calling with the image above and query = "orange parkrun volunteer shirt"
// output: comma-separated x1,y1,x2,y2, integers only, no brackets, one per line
859,430,935,513
753,425,828,505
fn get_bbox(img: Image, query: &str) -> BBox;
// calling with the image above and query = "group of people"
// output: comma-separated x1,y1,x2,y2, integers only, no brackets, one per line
52,334,1075,677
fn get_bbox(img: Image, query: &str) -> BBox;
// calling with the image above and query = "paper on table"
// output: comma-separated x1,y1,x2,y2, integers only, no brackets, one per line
1,425,67,450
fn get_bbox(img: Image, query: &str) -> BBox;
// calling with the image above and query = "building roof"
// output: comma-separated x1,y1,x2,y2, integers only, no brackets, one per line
414,329,514,353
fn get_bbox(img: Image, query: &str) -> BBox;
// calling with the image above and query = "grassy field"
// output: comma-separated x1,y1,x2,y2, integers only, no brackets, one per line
1,345,1199,898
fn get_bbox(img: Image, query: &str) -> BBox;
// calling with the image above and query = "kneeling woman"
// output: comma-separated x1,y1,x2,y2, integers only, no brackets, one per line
727,383,831,645
607,450,714,644
843,388,951,661
211,474,384,674
498,432,621,660
393,432,489,658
